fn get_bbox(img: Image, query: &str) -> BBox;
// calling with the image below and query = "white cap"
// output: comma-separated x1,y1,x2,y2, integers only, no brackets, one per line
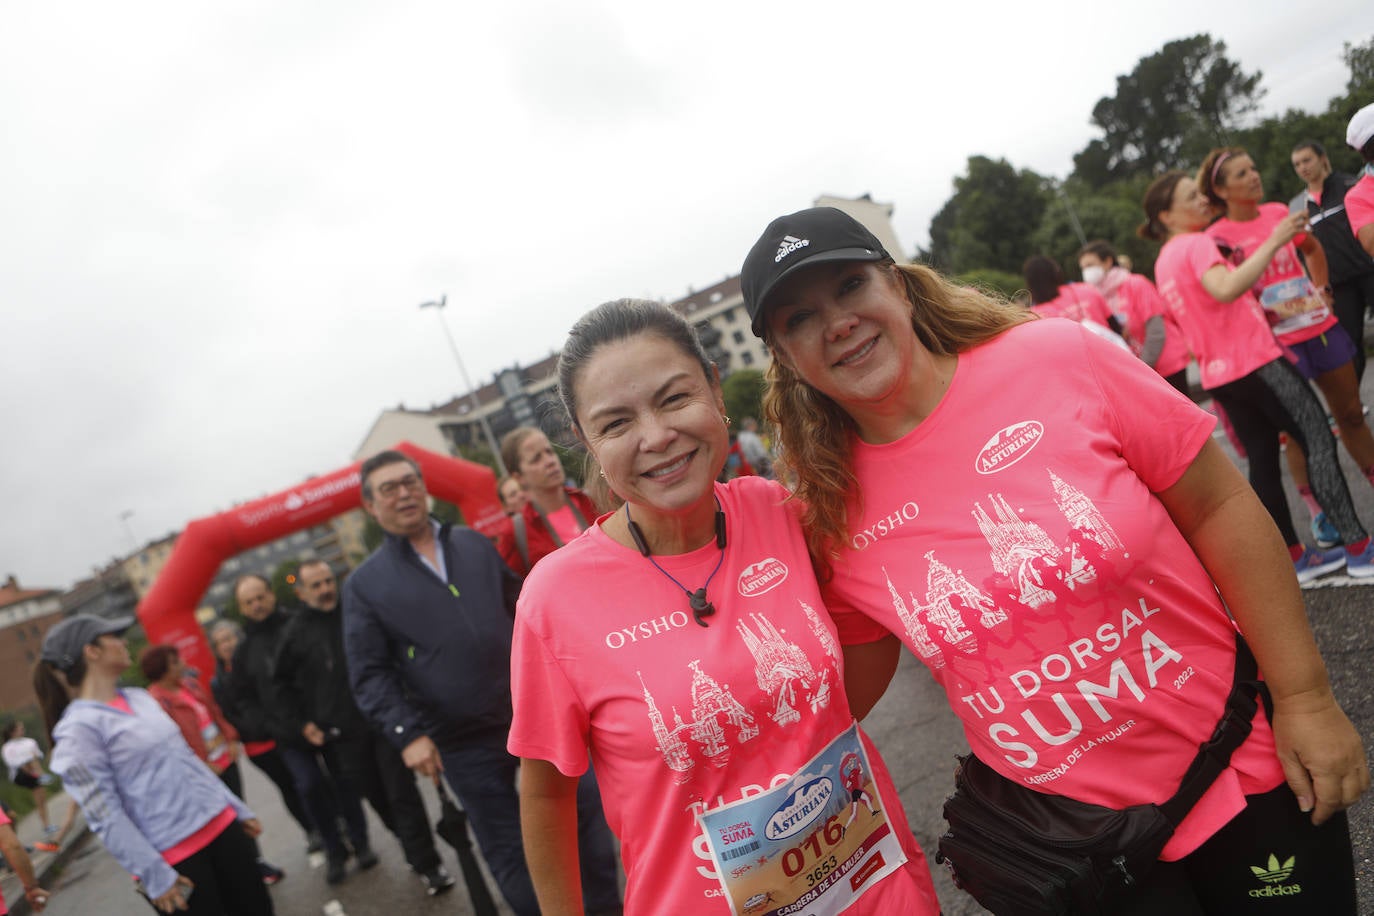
1348,102,1374,151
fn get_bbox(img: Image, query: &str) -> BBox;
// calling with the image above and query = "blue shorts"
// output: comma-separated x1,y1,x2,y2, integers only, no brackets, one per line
1288,325,1358,379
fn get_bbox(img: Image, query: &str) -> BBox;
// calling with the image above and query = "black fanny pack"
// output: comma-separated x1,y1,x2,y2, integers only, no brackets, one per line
935,634,1261,915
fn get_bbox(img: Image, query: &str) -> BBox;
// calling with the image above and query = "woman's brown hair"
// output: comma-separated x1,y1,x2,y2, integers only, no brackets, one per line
1137,171,1191,242
1196,146,1247,209
33,658,83,744
762,260,1031,578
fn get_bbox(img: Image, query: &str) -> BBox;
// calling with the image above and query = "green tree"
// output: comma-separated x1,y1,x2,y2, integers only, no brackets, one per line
1073,35,1265,186
271,560,300,609
927,156,1050,274
1030,176,1158,277
721,369,766,428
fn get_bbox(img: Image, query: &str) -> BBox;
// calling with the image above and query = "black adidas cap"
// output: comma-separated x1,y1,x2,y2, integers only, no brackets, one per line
740,206,890,337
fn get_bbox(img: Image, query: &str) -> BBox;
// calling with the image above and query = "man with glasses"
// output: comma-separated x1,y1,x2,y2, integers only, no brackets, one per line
342,450,622,916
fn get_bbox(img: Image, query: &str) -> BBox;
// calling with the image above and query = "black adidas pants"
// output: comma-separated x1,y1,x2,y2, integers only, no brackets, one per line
1113,781,1356,914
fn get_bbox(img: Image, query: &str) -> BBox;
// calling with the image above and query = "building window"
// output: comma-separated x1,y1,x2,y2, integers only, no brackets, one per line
732,330,745,345
725,307,736,323
742,351,755,366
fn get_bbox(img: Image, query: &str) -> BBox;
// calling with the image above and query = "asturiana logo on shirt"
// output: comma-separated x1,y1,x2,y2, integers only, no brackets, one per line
1249,853,1301,898
975,420,1044,475
775,235,809,262
738,558,788,597
764,777,833,841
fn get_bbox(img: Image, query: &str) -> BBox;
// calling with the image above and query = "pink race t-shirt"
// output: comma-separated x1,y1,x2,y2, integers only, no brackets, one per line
1154,233,1283,389
1109,272,1191,378
821,319,1283,862
1347,174,1374,238
1031,282,1114,327
544,503,586,545
1206,202,1335,344
509,476,938,915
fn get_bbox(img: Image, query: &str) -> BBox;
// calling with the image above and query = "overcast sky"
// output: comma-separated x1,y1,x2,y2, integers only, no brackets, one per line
3,1,1370,589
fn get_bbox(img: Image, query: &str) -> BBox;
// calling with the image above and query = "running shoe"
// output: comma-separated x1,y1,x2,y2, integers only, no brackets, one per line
1346,540,1374,578
305,830,324,854
1312,512,1341,549
257,859,285,885
325,854,348,885
1294,546,1346,583
33,842,59,853
420,866,456,896
41,824,60,836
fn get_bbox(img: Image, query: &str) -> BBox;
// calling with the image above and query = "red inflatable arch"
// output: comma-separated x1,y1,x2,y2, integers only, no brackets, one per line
137,442,505,679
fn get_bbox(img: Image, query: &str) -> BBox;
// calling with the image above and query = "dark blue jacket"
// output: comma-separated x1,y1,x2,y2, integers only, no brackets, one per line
342,520,522,751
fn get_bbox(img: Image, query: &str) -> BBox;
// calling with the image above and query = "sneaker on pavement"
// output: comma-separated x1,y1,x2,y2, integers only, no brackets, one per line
420,865,457,896
325,855,348,885
257,859,285,885
1346,540,1374,578
354,846,380,871
306,830,325,854
33,842,59,853
1295,546,1346,583
1311,512,1341,548
41,824,60,836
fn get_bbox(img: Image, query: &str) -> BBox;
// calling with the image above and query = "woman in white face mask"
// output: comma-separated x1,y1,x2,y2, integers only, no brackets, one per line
1079,240,1193,395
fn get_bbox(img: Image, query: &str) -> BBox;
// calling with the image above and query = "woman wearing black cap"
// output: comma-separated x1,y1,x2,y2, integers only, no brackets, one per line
740,206,1366,914
33,615,274,914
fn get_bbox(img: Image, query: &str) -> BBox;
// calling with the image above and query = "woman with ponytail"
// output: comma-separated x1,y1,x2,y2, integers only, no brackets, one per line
1143,169,1374,582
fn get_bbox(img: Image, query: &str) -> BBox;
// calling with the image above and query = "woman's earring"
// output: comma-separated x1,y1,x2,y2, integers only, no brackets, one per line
724,415,732,425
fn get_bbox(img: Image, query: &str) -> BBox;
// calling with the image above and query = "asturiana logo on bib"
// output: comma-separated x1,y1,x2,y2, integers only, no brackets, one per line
975,420,1044,475
764,777,833,841
738,558,788,597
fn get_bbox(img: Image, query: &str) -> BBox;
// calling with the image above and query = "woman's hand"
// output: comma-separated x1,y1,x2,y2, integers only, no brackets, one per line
24,884,51,912
241,818,263,838
1267,211,1308,247
152,876,194,913
1271,688,1370,825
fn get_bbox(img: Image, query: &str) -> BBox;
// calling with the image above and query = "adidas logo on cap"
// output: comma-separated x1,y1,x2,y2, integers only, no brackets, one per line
774,235,810,263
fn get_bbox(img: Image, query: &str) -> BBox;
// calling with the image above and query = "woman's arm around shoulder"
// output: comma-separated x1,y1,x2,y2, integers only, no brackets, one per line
1156,439,1369,824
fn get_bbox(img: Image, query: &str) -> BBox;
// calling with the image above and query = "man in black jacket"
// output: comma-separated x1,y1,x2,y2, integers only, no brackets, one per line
222,573,372,885
274,559,455,897
343,450,621,916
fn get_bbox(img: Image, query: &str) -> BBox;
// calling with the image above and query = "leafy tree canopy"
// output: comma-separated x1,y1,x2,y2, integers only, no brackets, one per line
722,369,767,430
1073,35,1264,187
927,156,1050,274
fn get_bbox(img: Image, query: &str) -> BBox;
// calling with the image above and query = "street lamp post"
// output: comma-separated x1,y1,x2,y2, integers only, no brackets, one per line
118,509,138,553
419,294,507,476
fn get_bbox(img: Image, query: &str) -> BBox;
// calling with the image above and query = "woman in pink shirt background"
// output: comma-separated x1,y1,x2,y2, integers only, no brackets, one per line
1144,171,1374,582
1078,239,1192,395
1346,102,1374,256
1200,146,1374,549
741,204,1367,914
1022,254,1118,330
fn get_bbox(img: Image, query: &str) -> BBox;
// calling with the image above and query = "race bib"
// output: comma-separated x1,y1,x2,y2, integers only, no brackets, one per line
697,723,906,916
1260,276,1328,336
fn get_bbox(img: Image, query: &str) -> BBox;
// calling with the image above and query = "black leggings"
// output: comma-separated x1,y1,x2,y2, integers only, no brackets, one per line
141,821,275,915
1114,782,1355,914
1209,358,1365,547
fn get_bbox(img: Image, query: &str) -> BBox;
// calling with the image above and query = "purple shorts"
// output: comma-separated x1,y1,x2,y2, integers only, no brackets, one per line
1288,325,1358,379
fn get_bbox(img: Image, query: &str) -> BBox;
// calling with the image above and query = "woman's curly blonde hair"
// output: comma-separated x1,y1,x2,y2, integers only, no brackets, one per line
762,260,1032,579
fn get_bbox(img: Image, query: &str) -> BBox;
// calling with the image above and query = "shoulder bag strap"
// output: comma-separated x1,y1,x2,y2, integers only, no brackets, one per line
1158,633,1261,825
